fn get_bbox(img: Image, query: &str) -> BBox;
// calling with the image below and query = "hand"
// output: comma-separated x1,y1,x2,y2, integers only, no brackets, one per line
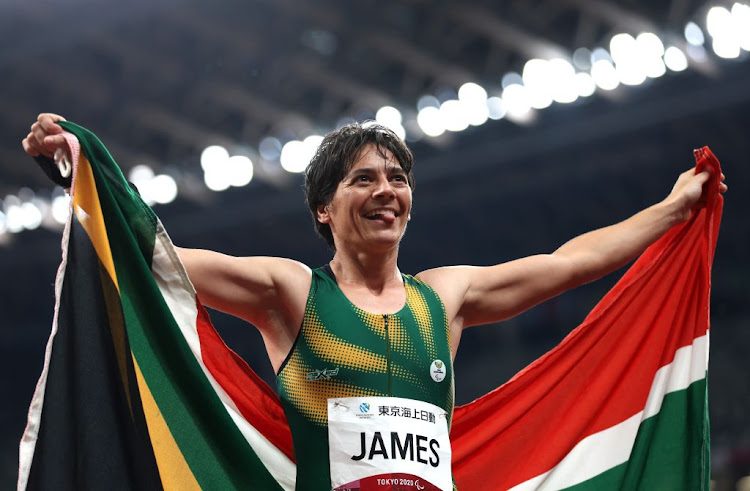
664,167,727,223
21,113,67,158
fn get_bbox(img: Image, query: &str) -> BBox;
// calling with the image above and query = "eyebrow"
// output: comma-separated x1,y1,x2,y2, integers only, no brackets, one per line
347,166,406,178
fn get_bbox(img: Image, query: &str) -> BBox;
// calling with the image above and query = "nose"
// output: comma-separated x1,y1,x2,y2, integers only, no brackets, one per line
372,177,396,199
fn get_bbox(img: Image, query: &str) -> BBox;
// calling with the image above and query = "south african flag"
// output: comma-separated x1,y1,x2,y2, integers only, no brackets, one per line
19,122,721,490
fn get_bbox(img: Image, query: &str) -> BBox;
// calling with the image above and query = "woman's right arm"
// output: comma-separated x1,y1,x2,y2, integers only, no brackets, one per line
22,113,311,368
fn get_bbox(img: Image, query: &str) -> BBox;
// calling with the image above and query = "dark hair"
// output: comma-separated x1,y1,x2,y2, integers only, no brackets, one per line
304,122,415,249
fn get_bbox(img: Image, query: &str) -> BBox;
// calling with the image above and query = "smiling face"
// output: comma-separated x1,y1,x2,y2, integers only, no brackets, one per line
316,144,412,253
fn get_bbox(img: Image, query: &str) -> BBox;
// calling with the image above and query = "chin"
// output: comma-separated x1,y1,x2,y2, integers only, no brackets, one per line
364,233,401,248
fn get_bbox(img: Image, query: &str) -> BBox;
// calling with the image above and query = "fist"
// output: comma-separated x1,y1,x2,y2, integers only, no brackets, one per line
666,167,727,223
22,113,67,158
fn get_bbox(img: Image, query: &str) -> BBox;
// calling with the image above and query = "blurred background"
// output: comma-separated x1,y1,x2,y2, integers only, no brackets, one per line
1,0,749,488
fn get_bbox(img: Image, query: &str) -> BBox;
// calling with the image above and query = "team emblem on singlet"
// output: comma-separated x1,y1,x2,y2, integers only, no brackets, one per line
429,360,446,383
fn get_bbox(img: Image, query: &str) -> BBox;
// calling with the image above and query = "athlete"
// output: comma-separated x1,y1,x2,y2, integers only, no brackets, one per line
23,113,726,490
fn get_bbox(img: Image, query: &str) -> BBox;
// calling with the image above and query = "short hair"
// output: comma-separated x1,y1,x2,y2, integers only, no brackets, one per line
304,122,415,249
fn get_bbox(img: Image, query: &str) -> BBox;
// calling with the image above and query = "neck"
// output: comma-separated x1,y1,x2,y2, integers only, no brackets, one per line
329,245,401,291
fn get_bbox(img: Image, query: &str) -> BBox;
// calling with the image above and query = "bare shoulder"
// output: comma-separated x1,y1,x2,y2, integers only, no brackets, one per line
416,266,470,291
177,248,310,286
237,255,312,284
176,248,312,328
416,266,473,315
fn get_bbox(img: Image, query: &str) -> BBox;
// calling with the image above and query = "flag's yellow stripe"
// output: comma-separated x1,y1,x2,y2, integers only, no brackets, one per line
72,153,119,291
132,355,200,490
72,151,136,412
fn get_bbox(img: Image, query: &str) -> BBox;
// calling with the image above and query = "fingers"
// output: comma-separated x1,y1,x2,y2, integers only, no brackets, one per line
38,113,66,134
22,132,40,157
692,167,728,195
23,113,68,158
693,170,711,184
694,167,728,193
30,123,55,158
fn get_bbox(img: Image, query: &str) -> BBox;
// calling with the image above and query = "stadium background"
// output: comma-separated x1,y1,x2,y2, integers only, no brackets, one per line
0,0,748,488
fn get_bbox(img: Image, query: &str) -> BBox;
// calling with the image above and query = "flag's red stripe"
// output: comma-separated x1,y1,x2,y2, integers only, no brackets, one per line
450,148,722,489
195,299,295,461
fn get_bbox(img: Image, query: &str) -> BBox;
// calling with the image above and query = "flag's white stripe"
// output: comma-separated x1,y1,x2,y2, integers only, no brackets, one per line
151,225,295,490
18,133,80,491
509,334,708,491
17,204,74,491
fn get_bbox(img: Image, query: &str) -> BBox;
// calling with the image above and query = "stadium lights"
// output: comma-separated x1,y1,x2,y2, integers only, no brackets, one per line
5,2,750,243
486,97,506,120
3,189,45,231
200,145,255,190
664,47,689,71
280,135,322,173
522,59,554,109
375,106,402,127
417,95,440,111
259,136,282,161
20,201,43,230
129,164,180,204
684,22,705,46
575,73,597,97
226,156,254,187
51,194,70,225
706,3,750,58
0,189,71,237
548,59,579,103
439,100,470,132
501,83,532,118
591,58,620,91
417,106,445,137
458,82,490,126
375,106,406,140
280,140,306,173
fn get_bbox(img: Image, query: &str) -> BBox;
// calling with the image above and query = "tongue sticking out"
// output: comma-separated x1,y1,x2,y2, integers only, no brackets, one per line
379,213,396,224
367,212,397,224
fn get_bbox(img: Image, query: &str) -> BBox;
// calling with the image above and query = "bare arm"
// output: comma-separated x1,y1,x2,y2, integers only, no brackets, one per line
418,167,726,348
23,113,311,371
175,249,311,369
175,248,310,327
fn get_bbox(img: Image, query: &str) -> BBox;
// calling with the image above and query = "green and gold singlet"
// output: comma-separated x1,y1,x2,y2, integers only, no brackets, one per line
277,266,455,490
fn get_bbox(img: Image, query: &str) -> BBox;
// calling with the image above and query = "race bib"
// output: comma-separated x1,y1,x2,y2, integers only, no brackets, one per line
328,396,452,491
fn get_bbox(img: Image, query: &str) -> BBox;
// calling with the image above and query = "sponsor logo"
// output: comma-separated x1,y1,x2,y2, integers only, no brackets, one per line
378,405,438,423
355,401,374,420
429,359,446,383
306,367,339,381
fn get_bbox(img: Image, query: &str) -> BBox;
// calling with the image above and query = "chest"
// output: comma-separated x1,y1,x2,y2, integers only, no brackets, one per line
336,283,406,315
304,285,453,398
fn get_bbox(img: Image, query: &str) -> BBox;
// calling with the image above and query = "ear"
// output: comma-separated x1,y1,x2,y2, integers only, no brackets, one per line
316,203,331,224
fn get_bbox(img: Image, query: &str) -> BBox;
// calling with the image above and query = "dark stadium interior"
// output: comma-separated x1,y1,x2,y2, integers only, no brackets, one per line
1,0,748,488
